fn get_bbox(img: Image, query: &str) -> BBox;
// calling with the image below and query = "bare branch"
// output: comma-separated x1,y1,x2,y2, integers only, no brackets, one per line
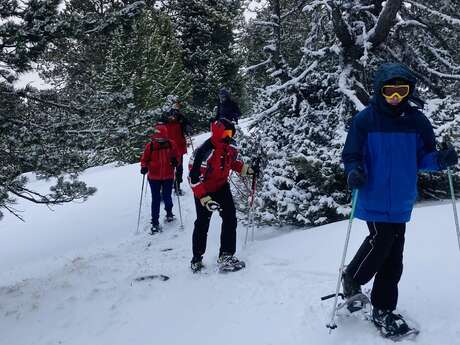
3,204,25,222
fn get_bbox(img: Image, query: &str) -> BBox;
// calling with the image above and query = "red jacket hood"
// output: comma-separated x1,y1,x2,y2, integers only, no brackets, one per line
210,120,235,147
151,124,169,140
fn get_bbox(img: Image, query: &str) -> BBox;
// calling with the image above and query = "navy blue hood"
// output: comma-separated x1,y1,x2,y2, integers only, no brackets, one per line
371,63,422,116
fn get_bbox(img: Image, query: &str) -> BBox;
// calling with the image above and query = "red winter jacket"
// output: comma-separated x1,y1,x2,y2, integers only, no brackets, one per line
140,125,180,181
165,120,187,155
161,110,189,155
188,124,245,198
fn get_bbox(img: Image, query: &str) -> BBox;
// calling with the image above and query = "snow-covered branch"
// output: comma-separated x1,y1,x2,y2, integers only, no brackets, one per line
338,65,365,111
405,1,460,27
368,0,403,48
266,61,318,96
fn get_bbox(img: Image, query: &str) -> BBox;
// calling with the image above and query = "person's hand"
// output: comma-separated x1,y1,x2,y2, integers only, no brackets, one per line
200,196,221,212
140,167,148,175
241,164,259,177
347,167,367,190
438,145,458,169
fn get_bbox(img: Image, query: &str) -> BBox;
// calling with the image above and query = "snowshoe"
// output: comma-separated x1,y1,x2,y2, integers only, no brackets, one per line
190,257,205,273
165,213,176,223
372,308,419,340
217,254,246,273
337,293,370,313
341,270,364,313
150,224,161,235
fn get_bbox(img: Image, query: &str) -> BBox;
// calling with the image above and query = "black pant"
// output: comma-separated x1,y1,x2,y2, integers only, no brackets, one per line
175,155,184,187
346,222,406,311
192,183,237,258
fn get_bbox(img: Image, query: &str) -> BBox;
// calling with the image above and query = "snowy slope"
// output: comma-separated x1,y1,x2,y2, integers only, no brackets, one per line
1,119,460,345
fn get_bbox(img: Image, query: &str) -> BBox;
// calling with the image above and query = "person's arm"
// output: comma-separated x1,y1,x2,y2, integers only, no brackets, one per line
140,142,151,168
170,141,180,167
231,159,244,174
179,113,192,136
189,141,212,198
140,142,151,174
342,113,367,175
416,114,441,172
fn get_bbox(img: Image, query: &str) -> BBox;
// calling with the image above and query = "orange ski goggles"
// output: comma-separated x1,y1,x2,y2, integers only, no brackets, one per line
381,84,410,101
222,129,234,138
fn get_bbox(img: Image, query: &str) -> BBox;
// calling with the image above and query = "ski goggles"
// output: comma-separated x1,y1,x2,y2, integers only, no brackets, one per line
222,129,234,138
381,84,410,101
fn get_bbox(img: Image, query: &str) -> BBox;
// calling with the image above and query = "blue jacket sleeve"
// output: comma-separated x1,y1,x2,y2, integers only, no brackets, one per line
416,114,440,172
342,112,367,175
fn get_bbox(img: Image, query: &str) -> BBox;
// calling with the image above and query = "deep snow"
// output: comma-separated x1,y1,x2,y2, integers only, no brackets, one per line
1,119,460,345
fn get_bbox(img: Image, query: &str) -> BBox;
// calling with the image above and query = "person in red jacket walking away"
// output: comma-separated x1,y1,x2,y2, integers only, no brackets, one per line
140,124,180,234
188,119,258,273
161,101,191,196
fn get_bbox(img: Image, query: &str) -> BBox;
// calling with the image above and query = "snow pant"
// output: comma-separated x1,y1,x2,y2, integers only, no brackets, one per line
192,183,237,258
148,179,174,225
346,221,406,311
174,156,184,189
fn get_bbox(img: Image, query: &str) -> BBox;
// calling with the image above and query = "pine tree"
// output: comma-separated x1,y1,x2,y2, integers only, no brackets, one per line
41,1,192,164
0,0,96,221
171,0,244,115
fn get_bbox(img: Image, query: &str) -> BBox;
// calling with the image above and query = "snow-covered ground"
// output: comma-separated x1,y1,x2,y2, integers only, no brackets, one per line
1,119,460,345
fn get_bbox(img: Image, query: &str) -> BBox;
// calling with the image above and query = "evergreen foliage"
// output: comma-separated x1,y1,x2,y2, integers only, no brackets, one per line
0,0,96,221
41,1,192,164
171,0,245,117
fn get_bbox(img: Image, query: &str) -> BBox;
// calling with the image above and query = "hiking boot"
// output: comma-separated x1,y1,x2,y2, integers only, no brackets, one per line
342,269,362,298
190,256,204,273
150,223,161,235
165,213,176,222
372,308,410,337
217,253,246,272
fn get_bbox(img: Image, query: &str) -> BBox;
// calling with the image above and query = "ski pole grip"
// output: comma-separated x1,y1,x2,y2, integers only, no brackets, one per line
321,293,344,301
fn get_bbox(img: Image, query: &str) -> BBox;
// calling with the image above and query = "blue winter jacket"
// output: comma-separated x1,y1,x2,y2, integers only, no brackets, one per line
342,64,441,223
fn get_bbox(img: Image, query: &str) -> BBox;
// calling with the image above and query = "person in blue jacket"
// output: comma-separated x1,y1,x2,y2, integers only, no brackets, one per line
341,63,458,337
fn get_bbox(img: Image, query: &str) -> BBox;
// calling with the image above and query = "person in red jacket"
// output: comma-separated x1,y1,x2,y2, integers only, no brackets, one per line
161,102,191,196
188,119,258,273
140,124,180,234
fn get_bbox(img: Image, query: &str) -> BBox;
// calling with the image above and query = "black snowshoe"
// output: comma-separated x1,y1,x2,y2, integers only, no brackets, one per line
150,224,162,235
190,256,205,273
165,213,176,223
372,308,419,340
217,254,245,273
337,293,370,314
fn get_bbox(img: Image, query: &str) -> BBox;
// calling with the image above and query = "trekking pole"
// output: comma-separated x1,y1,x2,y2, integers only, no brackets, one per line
175,180,184,230
244,175,257,248
326,189,359,332
244,159,260,247
447,167,460,252
250,174,257,242
136,175,146,234
187,135,195,154
442,140,460,252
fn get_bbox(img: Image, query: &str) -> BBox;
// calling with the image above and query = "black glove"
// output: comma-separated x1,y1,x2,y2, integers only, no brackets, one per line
438,146,458,169
140,167,148,175
250,164,260,176
171,157,179,167
347,167,367,190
